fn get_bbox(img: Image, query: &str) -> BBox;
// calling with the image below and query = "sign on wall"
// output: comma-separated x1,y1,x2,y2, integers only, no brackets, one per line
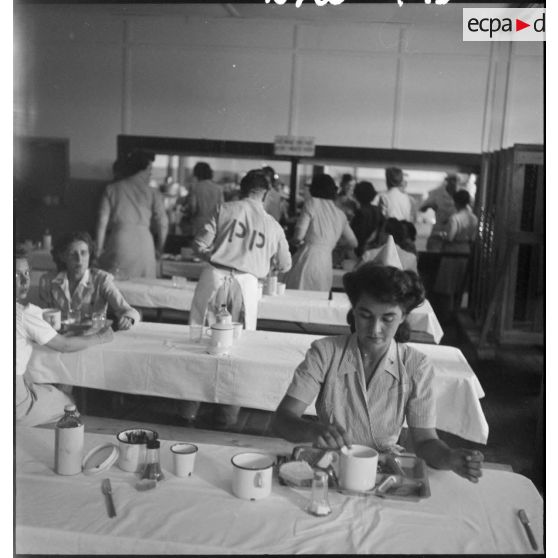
274,135,316,157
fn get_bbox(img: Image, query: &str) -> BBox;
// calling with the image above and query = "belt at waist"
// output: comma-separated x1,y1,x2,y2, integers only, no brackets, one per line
110,223,150,230
209,262,250,276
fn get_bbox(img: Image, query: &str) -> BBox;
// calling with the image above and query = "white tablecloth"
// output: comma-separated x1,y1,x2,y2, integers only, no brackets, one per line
27,322,487,443
15,427,543,555
160,258,207,280
114,278,444,343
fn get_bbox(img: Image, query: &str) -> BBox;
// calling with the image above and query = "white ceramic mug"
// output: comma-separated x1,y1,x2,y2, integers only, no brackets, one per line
206,323,234,355
276,282,286,296
339,445,378,492
42,308,61,331
116,428,159,473
232,322,243,340
171,443,198,477
231,452,274,500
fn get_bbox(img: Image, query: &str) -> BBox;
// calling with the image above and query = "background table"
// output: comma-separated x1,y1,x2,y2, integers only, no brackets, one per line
159,258,206,280
29,269,443,342
27,248,56,271
114,278,444,343
15,426,543,555
27,322,487,443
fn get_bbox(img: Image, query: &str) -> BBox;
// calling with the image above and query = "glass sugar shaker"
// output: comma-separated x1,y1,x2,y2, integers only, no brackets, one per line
307,471,332,517
141,439,165,482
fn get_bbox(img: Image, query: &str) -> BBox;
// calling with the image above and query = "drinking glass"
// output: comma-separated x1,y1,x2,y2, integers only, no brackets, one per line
67,309,82,325
92,311,106,329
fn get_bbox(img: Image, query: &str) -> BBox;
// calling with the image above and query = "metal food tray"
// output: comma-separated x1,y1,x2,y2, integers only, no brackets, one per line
277,446,430,501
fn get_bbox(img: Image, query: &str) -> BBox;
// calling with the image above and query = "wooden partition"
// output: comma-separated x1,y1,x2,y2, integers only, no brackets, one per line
471,144,543,346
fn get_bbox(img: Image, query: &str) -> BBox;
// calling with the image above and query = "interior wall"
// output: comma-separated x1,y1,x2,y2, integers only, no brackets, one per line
14,4,544,181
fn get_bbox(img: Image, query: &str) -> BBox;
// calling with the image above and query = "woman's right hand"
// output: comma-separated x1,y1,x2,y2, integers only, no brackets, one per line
311,418,352,450
96,325,114,344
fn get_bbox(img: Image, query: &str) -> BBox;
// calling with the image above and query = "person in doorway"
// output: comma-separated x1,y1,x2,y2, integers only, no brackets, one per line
432,190,479,307
350,180,384,257
286,174,358,292
336,173,358,221
262,166,288,225
272,263,484,483
444,190,478,253
16,249,113,426
183,169,292,428
39,231,140,330
420,173,459,251
189,162,224,236
378,167,415,222
96,150,168,278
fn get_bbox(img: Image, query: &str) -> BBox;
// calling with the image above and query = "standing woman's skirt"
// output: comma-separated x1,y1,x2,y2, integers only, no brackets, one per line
99,224,157,279
285,243,333,292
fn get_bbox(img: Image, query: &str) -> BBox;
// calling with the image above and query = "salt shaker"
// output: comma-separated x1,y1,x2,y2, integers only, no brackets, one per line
307,471,332,517
141,439,165,482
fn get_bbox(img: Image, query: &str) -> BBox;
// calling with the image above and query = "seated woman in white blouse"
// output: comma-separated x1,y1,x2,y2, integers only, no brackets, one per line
39,231,140,330
16,250,113,426
272,263,483,483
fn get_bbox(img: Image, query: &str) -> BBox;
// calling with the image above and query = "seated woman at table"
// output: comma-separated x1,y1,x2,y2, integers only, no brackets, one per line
273,263,483,483
16,249,113,426
39,231,140,330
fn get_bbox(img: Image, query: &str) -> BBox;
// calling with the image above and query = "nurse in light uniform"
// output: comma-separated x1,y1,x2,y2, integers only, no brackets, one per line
189,169,292,330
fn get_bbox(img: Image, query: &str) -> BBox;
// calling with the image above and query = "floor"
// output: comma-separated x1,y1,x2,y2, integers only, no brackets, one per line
82,298,545,495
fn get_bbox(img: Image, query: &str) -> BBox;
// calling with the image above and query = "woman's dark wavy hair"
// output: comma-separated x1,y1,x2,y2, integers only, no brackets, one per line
52,231,97,272
309,174,337,200
121,150,155,179
343,263,425,342
354,181,377,205
193,162,213,181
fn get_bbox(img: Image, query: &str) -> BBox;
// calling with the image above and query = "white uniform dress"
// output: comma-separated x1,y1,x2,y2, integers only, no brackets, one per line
421,185,457,251
189,198,291,330
434,207,479,296
16,303,73,426
286,197,357,292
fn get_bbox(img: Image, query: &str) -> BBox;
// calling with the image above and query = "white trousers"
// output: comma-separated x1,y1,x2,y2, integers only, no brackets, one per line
189,264,259,330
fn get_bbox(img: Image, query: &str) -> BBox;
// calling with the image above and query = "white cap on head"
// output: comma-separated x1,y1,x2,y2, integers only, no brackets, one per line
362,236,403,270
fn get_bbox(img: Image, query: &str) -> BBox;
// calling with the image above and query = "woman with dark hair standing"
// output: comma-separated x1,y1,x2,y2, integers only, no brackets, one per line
189,161,224,235
286,173,357,291
39,231,140,330
350,180,384,257
96,150,168,279
273,263,483,483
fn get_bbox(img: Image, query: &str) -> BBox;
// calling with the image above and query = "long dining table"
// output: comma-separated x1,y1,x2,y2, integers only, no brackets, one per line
27,272,443,342
15,426,543,554
27,322,488,444
114,277,444,342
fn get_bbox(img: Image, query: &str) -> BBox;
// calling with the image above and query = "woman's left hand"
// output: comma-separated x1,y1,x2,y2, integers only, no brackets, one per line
117,316,134,331
449,448,484,483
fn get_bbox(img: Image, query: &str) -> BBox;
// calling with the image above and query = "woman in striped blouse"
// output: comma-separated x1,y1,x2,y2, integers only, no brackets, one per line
273,263,483,483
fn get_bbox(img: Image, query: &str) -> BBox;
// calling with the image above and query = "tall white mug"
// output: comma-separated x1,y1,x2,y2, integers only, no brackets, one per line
339,445,378,492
